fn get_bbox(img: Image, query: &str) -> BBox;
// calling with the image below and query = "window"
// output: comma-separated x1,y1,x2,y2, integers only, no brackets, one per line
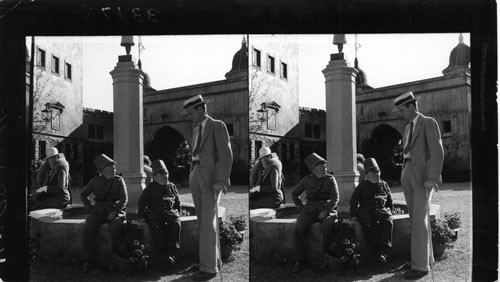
72,143,78,161
255,140,262,160
96,125,104,140
267,109,276,130
253,48,261,68
313,124,320,139
51,55,60,74
36,48,46,68
267,55,275,74
442,120,452,134
64,62,72,80
289,143,295,161
280,62,288,79
39,140,46,160
50,111,60,131
305,123,312,137
226,123,234,137
281,143,287,160
88,124,95,139
65,143,71,159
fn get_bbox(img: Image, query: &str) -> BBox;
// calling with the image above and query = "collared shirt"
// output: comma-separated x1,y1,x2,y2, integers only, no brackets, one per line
403,114,420,159
192,116,209,161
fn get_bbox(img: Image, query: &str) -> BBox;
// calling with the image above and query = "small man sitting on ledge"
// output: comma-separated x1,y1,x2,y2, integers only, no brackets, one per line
138,160,181,265
349,158,394,263
291,153,339,273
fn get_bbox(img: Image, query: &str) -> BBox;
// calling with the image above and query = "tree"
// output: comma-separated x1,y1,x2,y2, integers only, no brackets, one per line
248,70,269,134
31,71,56,134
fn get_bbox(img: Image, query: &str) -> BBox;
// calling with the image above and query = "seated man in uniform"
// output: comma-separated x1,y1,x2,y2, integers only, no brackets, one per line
349,158,394,263
80,154,128,273
138,160,181,265
291,153,339,273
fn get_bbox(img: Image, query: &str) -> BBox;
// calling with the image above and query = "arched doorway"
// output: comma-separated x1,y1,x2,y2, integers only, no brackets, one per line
362,124,402,184
146,126,189,184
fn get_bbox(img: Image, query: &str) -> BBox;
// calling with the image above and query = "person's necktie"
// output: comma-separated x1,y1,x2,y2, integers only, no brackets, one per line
193,123,203,156
404,121,413,155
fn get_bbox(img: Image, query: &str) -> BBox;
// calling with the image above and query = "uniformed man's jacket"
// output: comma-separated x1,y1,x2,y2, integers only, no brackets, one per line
81,175,128,216
349,180,393,219
291,173,339,212
138,181,181,222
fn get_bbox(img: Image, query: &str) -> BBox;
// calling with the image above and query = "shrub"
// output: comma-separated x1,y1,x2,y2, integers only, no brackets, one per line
431,218,455,245
444,212,461,229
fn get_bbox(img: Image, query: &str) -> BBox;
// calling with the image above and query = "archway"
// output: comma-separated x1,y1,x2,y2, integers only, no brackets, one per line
362,124,402,183
146,126,189,184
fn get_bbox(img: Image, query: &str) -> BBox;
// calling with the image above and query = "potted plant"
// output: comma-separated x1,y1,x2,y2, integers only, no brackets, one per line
219,216,246,261
444,212,461,240
431,218,455,258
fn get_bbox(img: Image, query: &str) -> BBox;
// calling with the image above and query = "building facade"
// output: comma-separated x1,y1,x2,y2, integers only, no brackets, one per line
249,35,301,183
27,37,86,187
250,35,471,185
356,36,471,182
143,38,249,185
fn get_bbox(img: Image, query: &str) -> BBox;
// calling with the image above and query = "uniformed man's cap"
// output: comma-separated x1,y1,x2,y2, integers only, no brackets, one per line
363,158,380,173
93,154,116,171
304,153,327,171
151,159,168,174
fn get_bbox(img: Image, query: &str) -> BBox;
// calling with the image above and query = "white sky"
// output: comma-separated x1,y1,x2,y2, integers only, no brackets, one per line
33,33,470,112
82,35,246,112
293,33,470,110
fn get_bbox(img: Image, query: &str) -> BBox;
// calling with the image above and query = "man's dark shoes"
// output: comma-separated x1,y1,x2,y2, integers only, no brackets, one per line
404,269,428,280
192,271,217,281
167,255,176,264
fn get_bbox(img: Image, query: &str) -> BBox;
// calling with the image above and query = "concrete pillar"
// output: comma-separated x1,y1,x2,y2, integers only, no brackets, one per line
322,54,359,210
109,55,146,211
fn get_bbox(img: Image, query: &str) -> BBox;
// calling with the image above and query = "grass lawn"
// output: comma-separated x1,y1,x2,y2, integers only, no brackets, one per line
29,185,249,282
250,182,472,282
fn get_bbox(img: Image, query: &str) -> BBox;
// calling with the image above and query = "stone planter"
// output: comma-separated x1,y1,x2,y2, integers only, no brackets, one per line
433,243,447,258
221,244,233,261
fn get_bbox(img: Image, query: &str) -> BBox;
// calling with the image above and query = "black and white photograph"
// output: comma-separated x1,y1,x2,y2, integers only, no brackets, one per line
0,1,496,281
249,33,474,281
26,35,249,281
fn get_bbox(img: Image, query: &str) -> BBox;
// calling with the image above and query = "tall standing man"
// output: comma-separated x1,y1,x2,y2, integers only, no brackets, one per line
182,95,233,281
393,92,444,280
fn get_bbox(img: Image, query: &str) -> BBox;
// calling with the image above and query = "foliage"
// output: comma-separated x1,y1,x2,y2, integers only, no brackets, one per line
444,212,461,229
114,219,150,273
431,218,456,245
219,218,245,249
229,215,247,232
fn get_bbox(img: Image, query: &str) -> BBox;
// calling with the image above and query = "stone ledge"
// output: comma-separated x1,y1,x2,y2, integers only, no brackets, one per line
250,201,440,266
30,204,226,266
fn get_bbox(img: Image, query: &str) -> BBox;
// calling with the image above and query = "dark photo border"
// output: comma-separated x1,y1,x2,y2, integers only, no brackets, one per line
0,0,496,281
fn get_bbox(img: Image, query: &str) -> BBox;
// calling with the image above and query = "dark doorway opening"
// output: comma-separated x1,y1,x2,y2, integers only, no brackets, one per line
146,127,188,185
362,124,402,184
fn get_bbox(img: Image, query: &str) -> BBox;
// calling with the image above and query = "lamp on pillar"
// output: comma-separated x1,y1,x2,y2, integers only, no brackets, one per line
332,34,347,60
119,36,135,62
